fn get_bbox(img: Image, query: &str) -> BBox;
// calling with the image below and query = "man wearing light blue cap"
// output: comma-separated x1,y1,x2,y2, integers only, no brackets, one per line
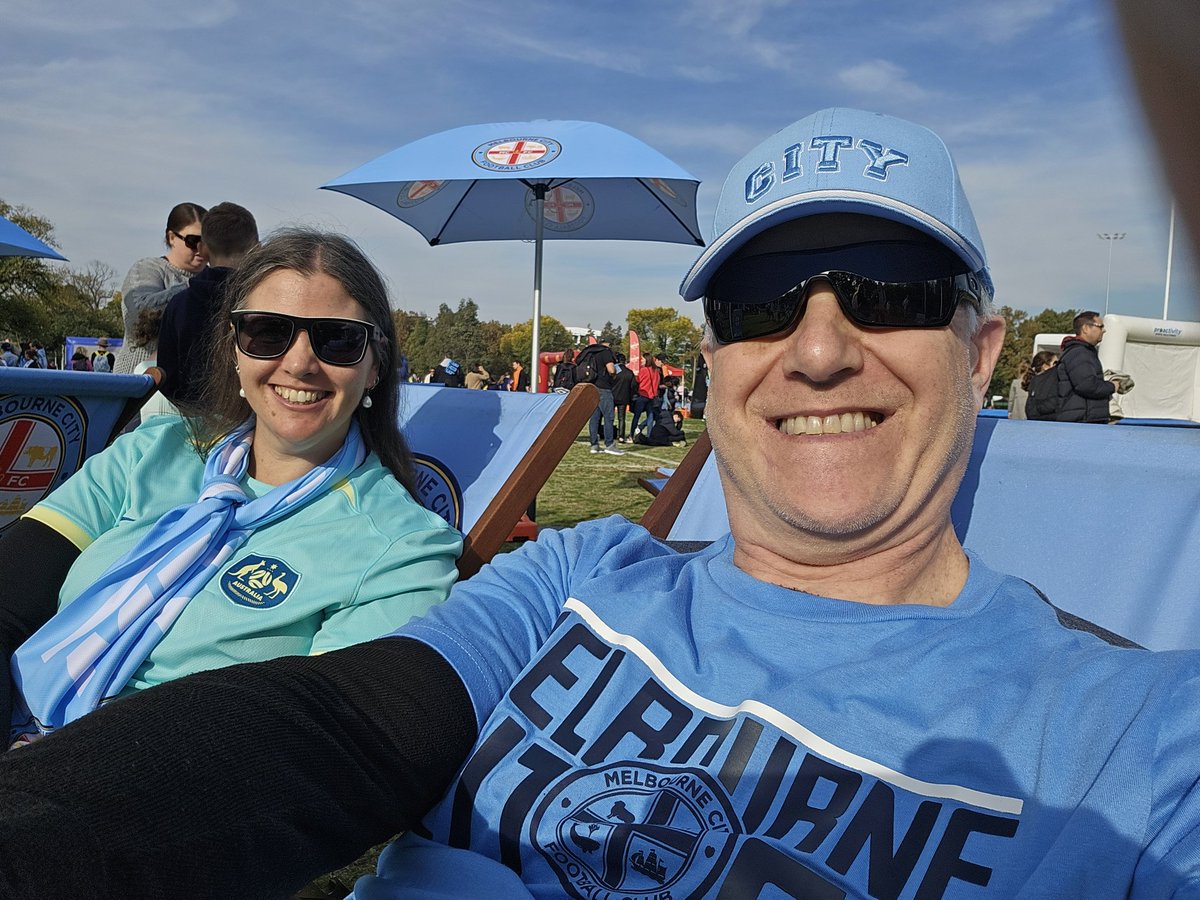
0,110,1197,899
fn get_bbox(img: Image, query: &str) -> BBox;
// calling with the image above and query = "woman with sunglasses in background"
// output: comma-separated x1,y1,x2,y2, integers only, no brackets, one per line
0,229,462,745
114,202,209,373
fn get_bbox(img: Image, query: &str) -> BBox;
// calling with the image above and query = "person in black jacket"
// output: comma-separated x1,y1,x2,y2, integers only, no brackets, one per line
610,353,636,443
157,203,259,409
1055,311,1121,423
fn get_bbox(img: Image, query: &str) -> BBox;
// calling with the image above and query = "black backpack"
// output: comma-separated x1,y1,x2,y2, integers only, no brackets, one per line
574,346,603,384
1025,367,1061,420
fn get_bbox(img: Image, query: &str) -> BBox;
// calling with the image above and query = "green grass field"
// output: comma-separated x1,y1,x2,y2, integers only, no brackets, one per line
526,416,706,531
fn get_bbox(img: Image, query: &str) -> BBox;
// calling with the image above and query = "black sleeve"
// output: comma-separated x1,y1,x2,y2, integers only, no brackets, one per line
0,518,80,726
0,636,478,900
154,293,184,401
1062,349,1116,400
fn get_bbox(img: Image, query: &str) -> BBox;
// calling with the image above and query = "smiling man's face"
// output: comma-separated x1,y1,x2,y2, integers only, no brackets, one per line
701,222,1003,562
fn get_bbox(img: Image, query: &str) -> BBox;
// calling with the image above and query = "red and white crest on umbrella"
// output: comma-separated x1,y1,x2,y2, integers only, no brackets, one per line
396,180,446,208
526,182,594,232
472,136,562,172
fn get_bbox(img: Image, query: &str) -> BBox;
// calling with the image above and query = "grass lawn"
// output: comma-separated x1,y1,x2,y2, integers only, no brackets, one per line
526,415,707,532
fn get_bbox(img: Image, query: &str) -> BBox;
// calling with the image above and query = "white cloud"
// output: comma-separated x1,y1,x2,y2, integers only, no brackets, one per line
836,60,935,104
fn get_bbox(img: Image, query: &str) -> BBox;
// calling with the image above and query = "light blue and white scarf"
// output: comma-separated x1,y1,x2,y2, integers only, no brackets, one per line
10,418,365,741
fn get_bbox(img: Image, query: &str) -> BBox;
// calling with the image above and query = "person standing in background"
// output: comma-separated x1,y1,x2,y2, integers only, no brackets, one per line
115,203,208,374
158,203,259,409
1008,360,1030,419
610,353,636,443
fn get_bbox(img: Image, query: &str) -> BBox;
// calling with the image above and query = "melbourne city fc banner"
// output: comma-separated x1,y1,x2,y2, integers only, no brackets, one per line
0,369,153,531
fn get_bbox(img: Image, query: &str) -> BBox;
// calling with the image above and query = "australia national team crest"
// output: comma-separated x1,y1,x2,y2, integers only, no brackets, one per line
411,453,464,530
534,762,741,898
527,182,595,233
472,136,561,172
396,180,447,208
0,397,87,532
220,556,300,609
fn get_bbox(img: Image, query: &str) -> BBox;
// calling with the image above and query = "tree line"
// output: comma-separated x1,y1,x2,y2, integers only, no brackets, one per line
2,198,1079,395
0,200,124,359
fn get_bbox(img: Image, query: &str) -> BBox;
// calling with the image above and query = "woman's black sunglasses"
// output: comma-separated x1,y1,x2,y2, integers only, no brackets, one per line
231,310,381,367
172,231,203,251
703,253,991,344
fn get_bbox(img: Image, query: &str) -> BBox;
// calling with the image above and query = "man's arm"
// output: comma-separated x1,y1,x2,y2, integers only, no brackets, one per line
1062,351,1116,399
0,636,478,900
154,292,186,401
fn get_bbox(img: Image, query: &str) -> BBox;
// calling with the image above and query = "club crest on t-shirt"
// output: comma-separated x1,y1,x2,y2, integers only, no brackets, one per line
533,762,740,898
220,556,300,609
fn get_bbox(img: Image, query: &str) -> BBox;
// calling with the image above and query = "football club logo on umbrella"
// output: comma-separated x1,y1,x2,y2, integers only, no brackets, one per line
396,180,446,208
528,182,594,233
472,137,561,172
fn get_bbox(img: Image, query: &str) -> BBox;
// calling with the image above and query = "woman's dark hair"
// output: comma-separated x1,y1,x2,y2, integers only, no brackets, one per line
162,202,207,248
1022,350,1059,391
132,307,164,348
187,228,414,492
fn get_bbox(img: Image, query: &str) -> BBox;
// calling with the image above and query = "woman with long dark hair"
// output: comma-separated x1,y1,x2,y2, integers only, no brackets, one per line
1,229,461,745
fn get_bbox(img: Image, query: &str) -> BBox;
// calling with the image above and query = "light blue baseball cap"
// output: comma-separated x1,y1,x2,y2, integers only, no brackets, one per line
680,108,989,301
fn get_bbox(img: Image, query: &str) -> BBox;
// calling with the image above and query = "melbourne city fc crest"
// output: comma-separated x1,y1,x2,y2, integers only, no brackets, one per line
528,182,594,233
396,180,447,208
0,397,87,532
411,453,463,529
220,556,300,609
472,136,561,172
533,762,742,898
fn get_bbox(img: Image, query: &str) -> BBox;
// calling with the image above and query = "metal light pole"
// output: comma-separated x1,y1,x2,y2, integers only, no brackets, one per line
1098,232,1126,315
1164,203,1176,321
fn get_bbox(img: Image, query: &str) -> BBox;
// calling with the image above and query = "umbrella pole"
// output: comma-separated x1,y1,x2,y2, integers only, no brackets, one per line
531,184,546,393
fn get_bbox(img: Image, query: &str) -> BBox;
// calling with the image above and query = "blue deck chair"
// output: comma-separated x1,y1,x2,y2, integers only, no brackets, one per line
398,383,598,578
0,367,161,535
640,417,1200,651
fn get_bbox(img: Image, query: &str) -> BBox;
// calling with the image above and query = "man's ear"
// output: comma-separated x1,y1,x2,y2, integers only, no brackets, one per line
700,327,715,376
970,316,1006,406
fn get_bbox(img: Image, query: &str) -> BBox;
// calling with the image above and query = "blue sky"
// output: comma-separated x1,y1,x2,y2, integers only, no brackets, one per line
3,0,1196,332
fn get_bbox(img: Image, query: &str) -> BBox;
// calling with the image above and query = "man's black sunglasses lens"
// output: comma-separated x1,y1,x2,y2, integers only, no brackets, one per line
703,262,988,343
232,311,376,366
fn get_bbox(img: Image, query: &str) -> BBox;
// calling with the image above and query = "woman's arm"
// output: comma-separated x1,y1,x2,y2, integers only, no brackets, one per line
0,518,80,725
0,636,478,900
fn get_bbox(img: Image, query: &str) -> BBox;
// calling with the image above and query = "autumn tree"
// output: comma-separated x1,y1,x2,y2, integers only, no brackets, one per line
499,315,574,380
991,306,1078,401
625,306,703,366
63,261,119,311
0,200,64,338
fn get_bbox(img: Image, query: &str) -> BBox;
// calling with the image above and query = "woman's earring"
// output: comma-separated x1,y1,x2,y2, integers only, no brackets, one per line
238,387,246,398
361,393,373,409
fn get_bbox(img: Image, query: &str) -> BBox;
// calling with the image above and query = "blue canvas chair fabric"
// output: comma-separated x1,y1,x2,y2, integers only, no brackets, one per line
398,382,598,578
642,417,1200,651
0,368,160,534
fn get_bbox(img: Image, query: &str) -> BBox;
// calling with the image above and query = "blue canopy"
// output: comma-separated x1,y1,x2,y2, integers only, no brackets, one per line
0,214,67,260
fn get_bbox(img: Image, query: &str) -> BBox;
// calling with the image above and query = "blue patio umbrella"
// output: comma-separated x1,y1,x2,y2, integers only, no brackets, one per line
322,120,702,391
0,214,67,260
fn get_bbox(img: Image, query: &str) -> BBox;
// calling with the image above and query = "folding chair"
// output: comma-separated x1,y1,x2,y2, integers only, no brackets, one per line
397,382,598,578
0,367,162,534
641,417,1200,651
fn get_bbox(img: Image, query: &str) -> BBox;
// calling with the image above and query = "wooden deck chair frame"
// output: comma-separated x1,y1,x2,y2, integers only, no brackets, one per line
639,428,711,541
456,383,597,578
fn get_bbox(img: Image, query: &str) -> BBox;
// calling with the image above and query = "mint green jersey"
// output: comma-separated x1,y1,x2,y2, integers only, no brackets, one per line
26,417,461,696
